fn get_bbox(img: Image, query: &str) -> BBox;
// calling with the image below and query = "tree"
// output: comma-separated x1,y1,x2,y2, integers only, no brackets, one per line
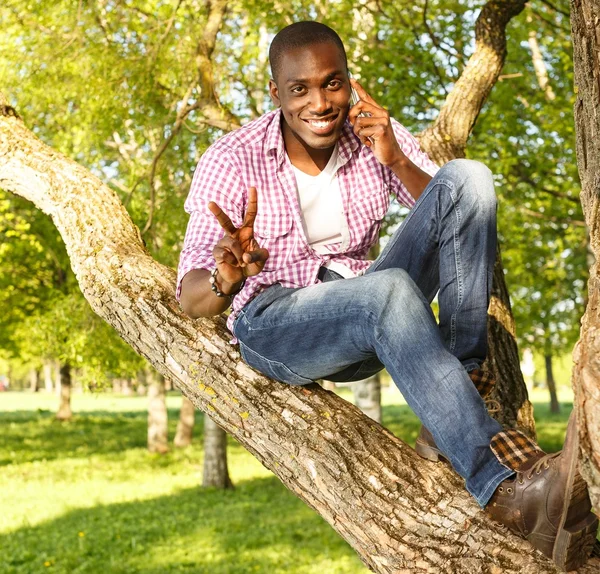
147,368,169,454
570,0,600,516
2,2,599,572
174,395,196,448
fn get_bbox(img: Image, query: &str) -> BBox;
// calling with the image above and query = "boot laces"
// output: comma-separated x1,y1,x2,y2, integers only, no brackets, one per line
521,452,559,481
485,399,502,414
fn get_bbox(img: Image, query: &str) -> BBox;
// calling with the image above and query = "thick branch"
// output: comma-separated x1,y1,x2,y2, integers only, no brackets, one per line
419,0,528,165
2,108,598,573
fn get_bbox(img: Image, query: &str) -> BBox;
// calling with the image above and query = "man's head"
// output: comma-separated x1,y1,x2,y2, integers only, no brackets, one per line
268,22,351,156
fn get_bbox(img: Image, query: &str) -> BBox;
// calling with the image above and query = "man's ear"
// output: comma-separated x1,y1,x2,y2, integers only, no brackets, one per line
268,79,281,108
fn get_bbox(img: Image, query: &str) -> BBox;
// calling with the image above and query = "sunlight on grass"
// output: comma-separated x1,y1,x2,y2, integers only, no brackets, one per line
0,386,576,573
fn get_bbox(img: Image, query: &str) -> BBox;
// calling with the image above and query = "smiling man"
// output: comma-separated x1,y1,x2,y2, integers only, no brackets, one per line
177,21,597,571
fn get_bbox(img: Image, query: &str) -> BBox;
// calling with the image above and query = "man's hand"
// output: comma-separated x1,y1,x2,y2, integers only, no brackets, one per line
208,186,269,291
348,79,432,200
348,79,407,170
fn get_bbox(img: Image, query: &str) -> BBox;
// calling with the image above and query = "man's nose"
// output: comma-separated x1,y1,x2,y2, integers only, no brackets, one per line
309,90,331,114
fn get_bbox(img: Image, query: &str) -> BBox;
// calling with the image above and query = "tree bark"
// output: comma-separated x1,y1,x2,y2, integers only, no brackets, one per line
570,0,600,514
147,368,168,454
203,415,233,489
352,374,382,424
174,395,195,448
55,363,72,420
544,353,560,414
418,0,536,436
3,105,600,574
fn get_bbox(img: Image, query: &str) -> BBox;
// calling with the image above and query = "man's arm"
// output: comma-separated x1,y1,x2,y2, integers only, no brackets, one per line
387,155,432,201
179,269,244,319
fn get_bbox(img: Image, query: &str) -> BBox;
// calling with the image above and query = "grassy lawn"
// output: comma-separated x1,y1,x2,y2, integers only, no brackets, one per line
0,385,574,574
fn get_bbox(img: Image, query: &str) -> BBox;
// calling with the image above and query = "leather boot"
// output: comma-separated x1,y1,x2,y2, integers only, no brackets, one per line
415,368,498,462
486,413,598,572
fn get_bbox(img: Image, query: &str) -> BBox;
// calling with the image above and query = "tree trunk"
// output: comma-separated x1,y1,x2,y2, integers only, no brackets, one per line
55,363,72,420
28,367,39,392
417,0,535,436
43,360,54,393
352,374,382,424
203,415,233,489
147,369,168,454
570,0,600,514
544,353,560,414
174,395,195,448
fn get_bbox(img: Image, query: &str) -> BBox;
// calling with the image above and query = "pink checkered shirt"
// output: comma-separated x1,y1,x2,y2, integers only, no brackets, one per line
177,109,438,334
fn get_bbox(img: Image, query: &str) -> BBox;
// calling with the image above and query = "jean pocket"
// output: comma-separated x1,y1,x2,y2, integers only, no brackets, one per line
239,343,314,386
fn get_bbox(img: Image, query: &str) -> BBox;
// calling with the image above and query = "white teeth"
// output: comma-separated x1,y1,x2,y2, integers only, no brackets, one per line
310,120,332,128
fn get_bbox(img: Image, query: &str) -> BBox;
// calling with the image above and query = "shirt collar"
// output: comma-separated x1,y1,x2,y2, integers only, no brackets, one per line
267,108,360,165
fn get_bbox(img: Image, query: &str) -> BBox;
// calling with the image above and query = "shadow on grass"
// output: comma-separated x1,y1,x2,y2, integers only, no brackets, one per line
0,476,364,574
0,409,205,466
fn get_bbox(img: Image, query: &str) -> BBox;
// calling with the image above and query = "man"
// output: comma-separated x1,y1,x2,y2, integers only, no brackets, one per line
178,21,597,571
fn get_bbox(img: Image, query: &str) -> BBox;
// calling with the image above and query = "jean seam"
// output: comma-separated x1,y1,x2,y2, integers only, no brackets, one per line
240,341,313,385
448,184,463,354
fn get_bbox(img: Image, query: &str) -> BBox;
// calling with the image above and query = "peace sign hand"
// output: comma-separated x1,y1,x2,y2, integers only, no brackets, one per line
208,187,269,289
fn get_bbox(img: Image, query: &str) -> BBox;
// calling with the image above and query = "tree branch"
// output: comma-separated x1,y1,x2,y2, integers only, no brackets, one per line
3,108,599,573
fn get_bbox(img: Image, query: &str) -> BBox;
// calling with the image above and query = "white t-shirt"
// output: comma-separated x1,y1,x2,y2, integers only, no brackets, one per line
291,145,355,278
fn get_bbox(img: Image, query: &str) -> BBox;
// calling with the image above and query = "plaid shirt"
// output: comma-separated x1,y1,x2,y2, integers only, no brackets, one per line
177,109,439,334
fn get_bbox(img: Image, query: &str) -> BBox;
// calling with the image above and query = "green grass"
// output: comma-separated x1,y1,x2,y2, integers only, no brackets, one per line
0,385,574,574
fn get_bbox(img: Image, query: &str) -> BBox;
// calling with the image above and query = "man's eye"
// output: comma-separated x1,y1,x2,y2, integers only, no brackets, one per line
328,80,342,89
291,86,306,94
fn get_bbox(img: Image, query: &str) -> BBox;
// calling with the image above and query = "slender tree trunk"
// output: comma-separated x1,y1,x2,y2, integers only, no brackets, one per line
55,363,72,420
203,415,233,489
43,360,54,393
29,367,39,392
352,374,382,424
174,395,195,448
147,369,168,454
570,0,600,513
544,353,560,414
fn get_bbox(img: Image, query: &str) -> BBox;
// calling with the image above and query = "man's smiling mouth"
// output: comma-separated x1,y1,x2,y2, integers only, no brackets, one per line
303,115,338,134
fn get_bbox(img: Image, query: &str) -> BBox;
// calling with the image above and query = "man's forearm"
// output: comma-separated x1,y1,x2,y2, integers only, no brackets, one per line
179,268,242,319
389,155,433,201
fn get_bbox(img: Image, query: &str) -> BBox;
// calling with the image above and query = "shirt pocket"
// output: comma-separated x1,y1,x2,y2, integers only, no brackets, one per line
348,185,390,250
253,211,294,271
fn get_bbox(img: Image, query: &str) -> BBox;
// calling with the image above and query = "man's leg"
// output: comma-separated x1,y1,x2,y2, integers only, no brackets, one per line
233,269,513,507
368,158,497,371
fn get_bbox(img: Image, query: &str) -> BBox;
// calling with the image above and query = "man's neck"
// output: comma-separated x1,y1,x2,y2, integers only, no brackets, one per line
281,121,335,176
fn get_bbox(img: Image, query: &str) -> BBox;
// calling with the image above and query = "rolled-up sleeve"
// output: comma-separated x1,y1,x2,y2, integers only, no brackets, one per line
388,119,440,208
176,146,245,299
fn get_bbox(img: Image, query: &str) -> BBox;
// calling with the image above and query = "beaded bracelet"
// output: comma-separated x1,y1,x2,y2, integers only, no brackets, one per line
209,267,245,298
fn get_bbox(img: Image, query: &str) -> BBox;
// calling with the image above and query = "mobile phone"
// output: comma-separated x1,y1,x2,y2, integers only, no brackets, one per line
349,74,373,142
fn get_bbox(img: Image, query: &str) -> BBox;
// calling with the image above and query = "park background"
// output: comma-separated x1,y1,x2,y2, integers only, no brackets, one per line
0,0,592,572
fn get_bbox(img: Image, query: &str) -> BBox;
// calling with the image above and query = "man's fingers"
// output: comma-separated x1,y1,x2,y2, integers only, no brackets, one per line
208,201,238,236
243,187,258,229
242,247,269,265
213,246,238,266
350,78,377,105
214,236,245,265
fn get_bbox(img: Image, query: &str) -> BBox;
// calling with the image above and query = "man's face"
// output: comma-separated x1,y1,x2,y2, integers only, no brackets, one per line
269,41,351,153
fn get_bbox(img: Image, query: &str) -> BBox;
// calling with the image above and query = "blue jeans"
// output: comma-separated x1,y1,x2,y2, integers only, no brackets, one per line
233,159,513,506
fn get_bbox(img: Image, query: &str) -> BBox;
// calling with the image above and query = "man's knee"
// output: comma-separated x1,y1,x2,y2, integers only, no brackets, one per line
367,268,428,315
438,159,496,211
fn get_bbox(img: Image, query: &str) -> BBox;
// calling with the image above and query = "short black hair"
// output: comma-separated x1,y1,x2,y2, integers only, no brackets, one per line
269,21,348,82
